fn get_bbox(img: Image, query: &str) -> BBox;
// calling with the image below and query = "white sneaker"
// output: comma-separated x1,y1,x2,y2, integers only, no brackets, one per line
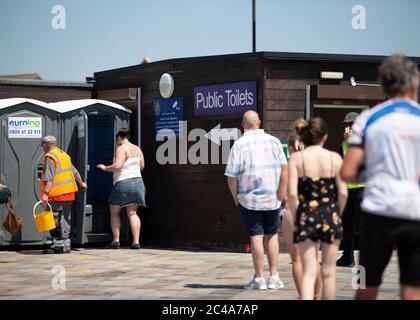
244,277,267,290
267,274,284,290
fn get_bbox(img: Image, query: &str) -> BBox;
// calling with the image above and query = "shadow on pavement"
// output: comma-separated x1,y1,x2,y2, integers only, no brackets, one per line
14,250,45,255
184,284,243,290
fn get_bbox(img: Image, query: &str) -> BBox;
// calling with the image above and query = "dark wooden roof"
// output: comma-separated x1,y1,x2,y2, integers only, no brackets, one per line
0,78,92,88
94,51,420,78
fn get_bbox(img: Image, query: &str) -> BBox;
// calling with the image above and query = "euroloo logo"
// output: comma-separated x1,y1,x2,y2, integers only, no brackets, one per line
8,117,43,138
8,118,41,127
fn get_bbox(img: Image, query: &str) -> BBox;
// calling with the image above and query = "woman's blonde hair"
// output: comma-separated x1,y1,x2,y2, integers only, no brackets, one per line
288,134,305,152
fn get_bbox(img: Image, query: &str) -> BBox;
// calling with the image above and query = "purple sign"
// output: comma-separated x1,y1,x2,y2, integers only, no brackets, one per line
194,81,257,116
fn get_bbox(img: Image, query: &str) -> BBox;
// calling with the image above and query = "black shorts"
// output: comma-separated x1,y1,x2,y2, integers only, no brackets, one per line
239,204,280,236
359,211,420,287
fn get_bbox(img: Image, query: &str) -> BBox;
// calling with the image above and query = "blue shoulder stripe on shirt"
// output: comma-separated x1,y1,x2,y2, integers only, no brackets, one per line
362,101,420,143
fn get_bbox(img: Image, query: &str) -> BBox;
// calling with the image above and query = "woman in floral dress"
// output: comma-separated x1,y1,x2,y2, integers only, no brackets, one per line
287,118,348,300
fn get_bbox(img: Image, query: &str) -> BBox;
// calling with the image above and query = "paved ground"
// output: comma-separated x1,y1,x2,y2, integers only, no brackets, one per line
0,248,400,300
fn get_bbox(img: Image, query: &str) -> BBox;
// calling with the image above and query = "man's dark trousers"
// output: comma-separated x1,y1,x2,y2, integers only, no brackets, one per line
340,188,364,262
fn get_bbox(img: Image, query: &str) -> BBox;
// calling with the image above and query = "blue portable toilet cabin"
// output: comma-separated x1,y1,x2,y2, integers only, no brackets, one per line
50,99,132,245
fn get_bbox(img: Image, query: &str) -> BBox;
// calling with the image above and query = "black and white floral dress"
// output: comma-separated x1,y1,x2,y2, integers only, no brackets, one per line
293,152,343,243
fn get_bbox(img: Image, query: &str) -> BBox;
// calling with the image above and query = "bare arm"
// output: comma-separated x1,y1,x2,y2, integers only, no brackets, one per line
97,146,126,172
340,147,364,183
41,181,54,203
278,164,288,203
287,154,299,220
334,153,348,215
72,165,87,190
44,181,53,194
139,149,145,171
41,158,54,203
227,176,239,206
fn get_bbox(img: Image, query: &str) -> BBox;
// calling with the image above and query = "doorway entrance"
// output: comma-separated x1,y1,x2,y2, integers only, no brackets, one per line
307,84,386,153
86,112,115,236
313,105,368,153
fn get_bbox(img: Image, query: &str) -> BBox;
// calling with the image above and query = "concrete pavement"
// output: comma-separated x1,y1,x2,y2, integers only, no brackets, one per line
0,248,400,300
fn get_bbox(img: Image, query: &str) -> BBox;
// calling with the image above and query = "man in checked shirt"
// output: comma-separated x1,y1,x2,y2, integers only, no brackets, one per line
225,111,288,290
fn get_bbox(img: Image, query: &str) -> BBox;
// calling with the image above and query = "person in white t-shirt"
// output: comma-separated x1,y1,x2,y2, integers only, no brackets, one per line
341,55,420,300
97,128,146,250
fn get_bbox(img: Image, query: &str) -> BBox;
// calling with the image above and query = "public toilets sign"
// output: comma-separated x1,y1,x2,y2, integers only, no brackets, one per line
194,81,257,116
8,117,42,138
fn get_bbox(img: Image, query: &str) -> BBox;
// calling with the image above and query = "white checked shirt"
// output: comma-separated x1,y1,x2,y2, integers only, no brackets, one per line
225,129,287,211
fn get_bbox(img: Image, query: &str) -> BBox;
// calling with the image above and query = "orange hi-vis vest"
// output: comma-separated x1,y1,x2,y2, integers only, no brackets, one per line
40,148,78,198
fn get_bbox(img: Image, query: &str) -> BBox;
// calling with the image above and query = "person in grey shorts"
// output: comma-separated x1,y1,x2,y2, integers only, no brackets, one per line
97,128,146,249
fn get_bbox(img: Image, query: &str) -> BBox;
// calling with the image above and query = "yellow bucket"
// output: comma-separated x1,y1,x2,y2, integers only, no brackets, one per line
33,201,56,232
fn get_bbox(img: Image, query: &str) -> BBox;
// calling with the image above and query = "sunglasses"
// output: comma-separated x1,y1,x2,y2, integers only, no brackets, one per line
344,122,354,127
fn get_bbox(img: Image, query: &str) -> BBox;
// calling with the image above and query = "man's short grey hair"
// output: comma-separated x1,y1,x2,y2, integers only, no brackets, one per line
41,135,57,145
379,54,420,97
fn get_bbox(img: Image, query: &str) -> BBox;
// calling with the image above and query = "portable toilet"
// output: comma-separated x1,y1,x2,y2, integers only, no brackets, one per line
50,99,132,245
0,98,61,246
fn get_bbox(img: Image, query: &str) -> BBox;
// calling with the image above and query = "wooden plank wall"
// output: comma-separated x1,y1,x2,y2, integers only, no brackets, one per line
0,85,91,102
93,57,384,250
262,60,381,142
94,57,264,250
263,61,321,141
263,78,314,141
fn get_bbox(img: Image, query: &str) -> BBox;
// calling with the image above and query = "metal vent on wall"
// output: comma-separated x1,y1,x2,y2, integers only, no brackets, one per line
96,115,114,127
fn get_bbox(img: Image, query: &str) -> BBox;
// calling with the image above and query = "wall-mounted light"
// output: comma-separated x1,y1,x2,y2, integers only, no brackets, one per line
320,71,344,80
85,76,96,84
159,73,174,98
350,76,381,87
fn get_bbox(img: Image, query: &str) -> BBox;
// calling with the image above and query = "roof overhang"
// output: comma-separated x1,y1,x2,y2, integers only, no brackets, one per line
0,98,54,111
49,99,132,113
0,98,131,114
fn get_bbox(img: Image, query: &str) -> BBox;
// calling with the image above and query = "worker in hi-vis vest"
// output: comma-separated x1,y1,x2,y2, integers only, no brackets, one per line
40,136,87,254
337,112,365,267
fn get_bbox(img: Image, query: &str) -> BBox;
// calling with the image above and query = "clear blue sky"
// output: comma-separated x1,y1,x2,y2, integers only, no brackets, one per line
1,0,419,81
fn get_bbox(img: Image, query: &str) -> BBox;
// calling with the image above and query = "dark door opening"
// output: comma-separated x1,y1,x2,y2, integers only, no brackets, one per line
313,105,368,154
308,84,386,154
86,113,115,236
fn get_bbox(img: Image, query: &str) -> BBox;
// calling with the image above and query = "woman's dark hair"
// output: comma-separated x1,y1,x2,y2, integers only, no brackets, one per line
379,55,419,97
0,186,11,204
116,128,130,139
294,117,328,146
